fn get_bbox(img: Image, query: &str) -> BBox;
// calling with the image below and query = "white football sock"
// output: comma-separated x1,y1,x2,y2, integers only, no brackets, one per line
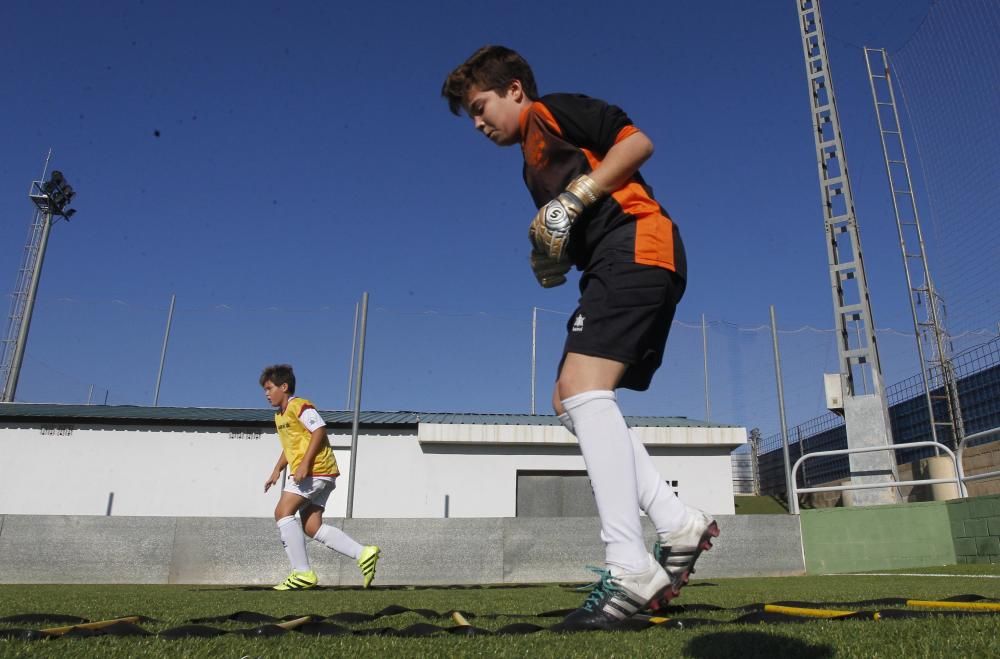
563,390,648,574
277,516,310,572
565,406,686,537
314,524,363,560
629,428,687,537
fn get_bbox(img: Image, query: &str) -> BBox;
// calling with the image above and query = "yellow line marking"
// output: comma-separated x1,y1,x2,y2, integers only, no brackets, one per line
906,600,1000,612
41,616,142,635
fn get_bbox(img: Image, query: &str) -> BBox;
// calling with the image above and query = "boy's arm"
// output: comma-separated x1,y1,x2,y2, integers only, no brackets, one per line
265,451,288,492
586,130,654,194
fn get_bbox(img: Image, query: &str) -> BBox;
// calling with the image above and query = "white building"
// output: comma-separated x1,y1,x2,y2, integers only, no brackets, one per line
0,404,745,518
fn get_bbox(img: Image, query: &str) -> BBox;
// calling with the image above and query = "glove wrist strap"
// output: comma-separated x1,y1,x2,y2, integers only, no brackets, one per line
566,174,606,208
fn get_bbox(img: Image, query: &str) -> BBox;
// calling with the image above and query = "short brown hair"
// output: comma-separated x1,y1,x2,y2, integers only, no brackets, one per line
260,364,295,394
441,45,539,115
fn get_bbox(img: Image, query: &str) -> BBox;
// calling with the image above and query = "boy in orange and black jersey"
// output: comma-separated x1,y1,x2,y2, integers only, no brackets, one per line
443,46,719,630
260,364,380,591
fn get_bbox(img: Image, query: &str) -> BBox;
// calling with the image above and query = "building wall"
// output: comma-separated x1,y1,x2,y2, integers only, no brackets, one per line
0,421,741,517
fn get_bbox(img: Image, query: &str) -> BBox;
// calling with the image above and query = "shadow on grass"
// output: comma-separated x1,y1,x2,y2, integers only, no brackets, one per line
685,631,835,658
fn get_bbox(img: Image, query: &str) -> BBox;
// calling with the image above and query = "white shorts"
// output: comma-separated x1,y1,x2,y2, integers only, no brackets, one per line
283,475,336,509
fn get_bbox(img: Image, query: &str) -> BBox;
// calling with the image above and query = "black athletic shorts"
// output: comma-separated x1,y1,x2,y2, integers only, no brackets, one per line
560,249,686,391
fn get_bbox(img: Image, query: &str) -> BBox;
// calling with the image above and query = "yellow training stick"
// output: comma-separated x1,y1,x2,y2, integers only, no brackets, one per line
41,616,142,636
275,616,313,630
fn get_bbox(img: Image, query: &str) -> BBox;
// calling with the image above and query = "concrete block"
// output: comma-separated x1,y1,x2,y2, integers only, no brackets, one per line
950,519,969,538
975,536,1000,556
701,515,804,578
953,537,978,557
0,515,175,584
338,518,505,585
169,517,286,585
947,502,972,521
502,517,604,583
987,516,1000,537
843,395,898,507
970,498,996,519
965,519,989,537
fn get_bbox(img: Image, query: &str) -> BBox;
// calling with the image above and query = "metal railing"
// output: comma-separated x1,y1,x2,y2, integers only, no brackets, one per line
957,426,1000,487
789,441,966,514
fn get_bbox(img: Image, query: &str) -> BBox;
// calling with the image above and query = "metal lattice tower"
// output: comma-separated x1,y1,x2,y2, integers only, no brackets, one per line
795,0,899,504
1,155,76,402
863,47,965,448
0,203,52,401
796,1,886,397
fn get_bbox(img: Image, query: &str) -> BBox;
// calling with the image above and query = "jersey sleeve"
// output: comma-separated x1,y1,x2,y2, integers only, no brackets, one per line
297,402,326,432
542,94,635,156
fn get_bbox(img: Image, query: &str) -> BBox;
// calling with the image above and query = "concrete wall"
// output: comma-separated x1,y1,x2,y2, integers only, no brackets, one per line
0,421,741,518
799,501,957,573
0,513,804,585
948,494,1000,564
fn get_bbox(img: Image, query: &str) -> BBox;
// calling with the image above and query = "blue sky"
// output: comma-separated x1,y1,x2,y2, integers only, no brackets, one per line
1,0,994,433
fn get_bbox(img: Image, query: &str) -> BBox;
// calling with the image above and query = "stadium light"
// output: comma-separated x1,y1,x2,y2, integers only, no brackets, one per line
38,170,77,219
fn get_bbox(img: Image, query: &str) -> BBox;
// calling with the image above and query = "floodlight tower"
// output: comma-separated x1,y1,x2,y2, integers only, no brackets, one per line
795,0,899,505
0,164,78,402
863,47,965,450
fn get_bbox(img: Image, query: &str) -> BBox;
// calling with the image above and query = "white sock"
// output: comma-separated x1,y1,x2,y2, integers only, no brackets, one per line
277,516,310,572
314,524,363,560
563,410,684,536
629,429,687,537
563,390,647,574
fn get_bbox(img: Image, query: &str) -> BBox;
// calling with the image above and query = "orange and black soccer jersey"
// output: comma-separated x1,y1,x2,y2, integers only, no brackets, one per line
519,93,686,278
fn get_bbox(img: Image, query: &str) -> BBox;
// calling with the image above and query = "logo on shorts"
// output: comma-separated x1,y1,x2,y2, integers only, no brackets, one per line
572,313,585,332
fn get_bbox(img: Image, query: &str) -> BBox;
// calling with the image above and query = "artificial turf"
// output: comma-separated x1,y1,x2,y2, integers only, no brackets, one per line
1,564,998,658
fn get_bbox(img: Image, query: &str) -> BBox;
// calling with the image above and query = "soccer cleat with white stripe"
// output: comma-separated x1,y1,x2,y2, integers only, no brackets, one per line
273,569,318,591
357,545,380,588
559,554,670,630
648,507,720,610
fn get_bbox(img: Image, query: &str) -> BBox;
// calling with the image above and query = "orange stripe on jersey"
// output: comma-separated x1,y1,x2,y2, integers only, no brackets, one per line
529,102,562,135
614,125,640,143
618,183,676,269
580,147,677,270
298,403,316,416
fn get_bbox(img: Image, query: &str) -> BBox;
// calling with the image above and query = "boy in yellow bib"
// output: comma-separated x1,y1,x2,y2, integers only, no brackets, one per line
260,364,380,590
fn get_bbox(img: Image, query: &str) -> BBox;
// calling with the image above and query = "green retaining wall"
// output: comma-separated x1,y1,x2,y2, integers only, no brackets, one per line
947,494,1000,564
801,493,1000,573
800,501,956,574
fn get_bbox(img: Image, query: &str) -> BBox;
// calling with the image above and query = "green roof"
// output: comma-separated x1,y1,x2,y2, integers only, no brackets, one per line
0,403,734,428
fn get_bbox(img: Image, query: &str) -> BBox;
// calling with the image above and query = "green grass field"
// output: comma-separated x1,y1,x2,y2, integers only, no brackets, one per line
2,565,999,658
